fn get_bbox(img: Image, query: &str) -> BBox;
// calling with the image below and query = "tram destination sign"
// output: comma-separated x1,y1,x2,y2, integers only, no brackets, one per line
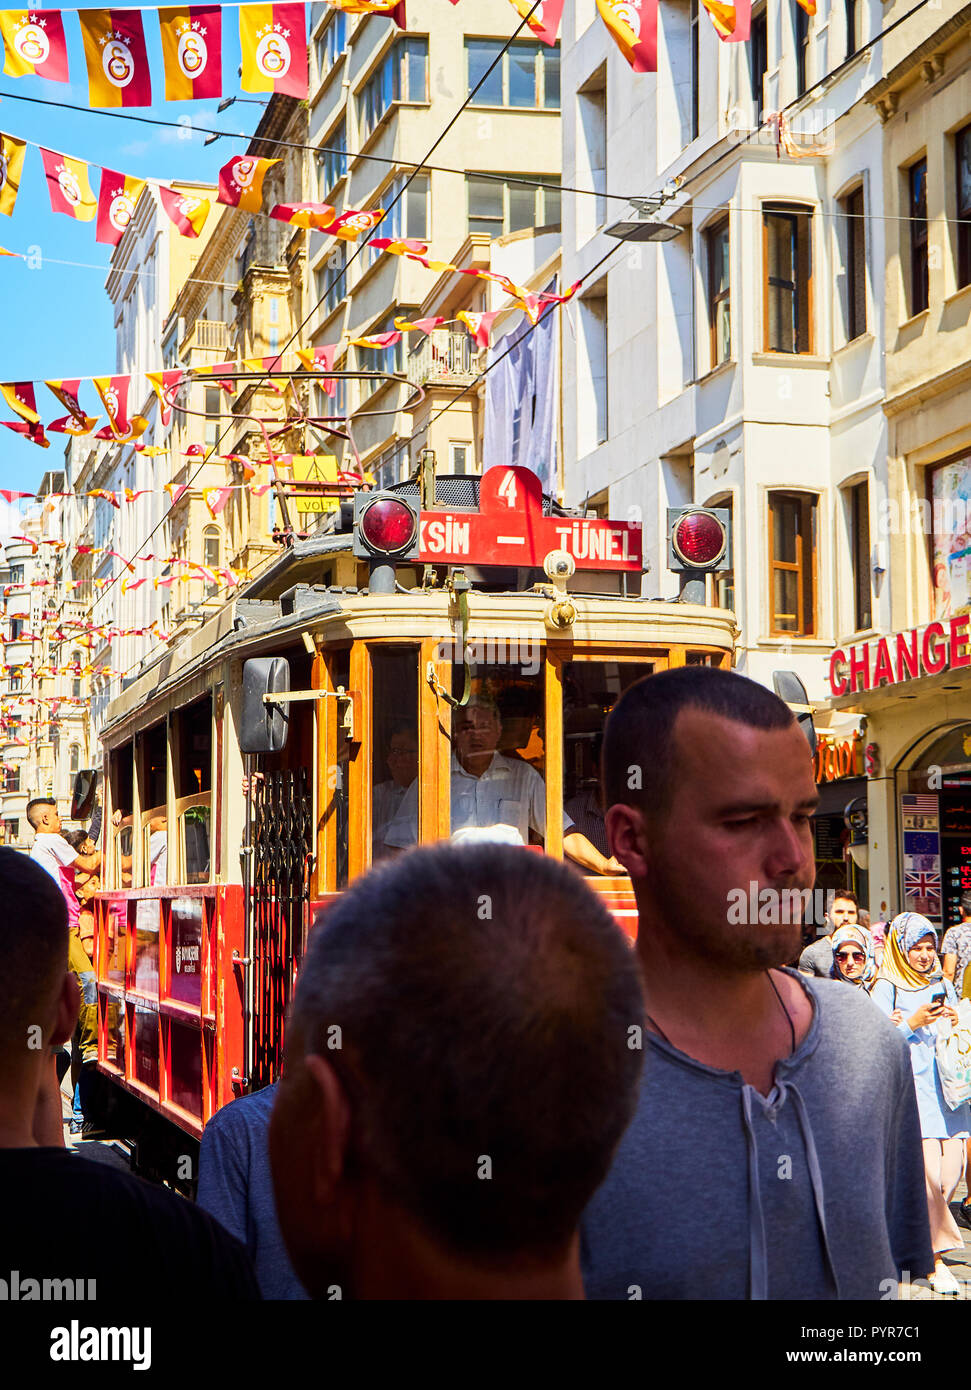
418,466,642,573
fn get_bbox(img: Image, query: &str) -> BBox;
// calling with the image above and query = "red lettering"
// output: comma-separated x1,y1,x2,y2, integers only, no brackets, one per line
895,629,919,682
871,637,894,687
828,648,848,696
949,614,970,668
849,644,870,693
922,622,947,675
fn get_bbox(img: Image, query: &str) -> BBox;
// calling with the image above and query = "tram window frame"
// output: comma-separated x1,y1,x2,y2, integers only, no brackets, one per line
137,720,169,890
107,741,135,890
173,695,213,885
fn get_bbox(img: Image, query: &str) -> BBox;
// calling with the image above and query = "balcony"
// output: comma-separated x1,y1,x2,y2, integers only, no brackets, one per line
180,320,233,358
407,330,478,388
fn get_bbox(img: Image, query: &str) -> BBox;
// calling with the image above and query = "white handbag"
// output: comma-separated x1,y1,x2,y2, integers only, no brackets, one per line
936,998,971,1111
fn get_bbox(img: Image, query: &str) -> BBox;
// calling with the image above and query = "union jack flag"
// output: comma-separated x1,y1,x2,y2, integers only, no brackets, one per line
905,872,941,904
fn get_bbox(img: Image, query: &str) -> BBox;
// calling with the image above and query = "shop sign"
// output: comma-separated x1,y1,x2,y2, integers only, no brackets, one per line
828,617,971,696
814,732,863,782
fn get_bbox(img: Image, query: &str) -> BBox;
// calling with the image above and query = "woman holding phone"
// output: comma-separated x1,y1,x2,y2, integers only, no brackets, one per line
871,912,970,1295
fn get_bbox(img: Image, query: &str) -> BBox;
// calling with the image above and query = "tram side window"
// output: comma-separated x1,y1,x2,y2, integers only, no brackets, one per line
175,696,212,885
371,647,419,863
328,652,350,889
137,720,168,888
562,662,656,861
108,742,135,889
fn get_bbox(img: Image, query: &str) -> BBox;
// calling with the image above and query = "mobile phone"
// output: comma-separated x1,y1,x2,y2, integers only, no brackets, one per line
929,990,946,1010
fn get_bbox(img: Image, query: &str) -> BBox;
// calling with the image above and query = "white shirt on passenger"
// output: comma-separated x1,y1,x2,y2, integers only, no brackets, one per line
383,752,574,849
30,833,78,883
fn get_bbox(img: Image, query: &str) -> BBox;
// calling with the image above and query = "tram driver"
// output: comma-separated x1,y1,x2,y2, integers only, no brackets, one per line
382,693,624,875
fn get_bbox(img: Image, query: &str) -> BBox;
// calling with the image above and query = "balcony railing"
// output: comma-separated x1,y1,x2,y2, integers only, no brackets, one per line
180,320,233,357
407,330,478,387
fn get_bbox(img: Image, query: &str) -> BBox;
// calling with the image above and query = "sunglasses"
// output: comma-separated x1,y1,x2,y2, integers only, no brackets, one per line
836,950,865,964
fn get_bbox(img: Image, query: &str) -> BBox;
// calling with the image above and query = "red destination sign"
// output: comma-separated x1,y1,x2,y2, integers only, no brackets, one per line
418,466,642,573
828,618,971,696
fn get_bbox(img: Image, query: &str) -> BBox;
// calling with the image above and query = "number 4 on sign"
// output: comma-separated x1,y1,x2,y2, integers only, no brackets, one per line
497,470,518,509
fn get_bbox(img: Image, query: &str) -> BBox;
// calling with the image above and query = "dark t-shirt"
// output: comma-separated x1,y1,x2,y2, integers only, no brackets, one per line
0,1148,260,1299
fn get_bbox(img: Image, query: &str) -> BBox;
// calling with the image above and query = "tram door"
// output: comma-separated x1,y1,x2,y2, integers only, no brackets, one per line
249,648,314,1090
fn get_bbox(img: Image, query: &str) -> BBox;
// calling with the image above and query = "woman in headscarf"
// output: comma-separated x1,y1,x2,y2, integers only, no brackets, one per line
870,912,970,1296
829,924,874,988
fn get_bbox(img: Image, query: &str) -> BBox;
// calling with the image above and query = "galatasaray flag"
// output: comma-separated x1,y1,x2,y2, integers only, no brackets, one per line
507,0,563,45
158,6,222,101
45,378,96,431
217,153,279,212
96,168,146,246
0,381,40,423
795,0,816,11
79,9,152,108
1,10,69,81
0,133,26,217
596,0,658,73
700,0,751,41
239,3,308,98
270,202,336,230
327,207,385,240
93,375,130,435
146,369,183,426
40,148,97,222
159,184,211,237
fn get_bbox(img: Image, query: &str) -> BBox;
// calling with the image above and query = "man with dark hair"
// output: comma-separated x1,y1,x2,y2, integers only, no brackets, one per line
0,849,259,1299
269,842,645,1298
798,889,863,978
582,666,932,1300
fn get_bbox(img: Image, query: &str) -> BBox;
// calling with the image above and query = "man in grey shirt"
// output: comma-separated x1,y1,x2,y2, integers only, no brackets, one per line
798,890,863,977
581,667,932,1300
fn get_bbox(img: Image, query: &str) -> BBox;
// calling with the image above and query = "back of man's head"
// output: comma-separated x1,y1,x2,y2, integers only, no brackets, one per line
0,848,69,1068
602,666,795,824
280,842,645,1271
26,798,55,832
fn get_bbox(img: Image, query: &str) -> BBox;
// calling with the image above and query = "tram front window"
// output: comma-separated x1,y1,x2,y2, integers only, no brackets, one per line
371,648,419,862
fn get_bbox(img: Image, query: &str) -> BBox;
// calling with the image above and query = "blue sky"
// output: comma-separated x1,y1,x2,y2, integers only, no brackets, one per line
0,9,267,513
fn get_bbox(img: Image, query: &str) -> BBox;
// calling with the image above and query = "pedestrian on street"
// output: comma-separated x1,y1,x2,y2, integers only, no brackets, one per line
580,666,932,1300
870,912,971,1296
829,924,875,989
797,889,864,977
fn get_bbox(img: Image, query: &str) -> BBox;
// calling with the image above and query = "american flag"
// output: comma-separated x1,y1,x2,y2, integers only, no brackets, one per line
902,795,939,812
905,871,941,903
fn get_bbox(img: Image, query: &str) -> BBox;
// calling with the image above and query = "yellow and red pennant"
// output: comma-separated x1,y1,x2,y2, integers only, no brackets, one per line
239,2,307,97
0,10,69,81
700,0,751,40
597,0,658,72
217,153,279,212
78,9,153,108
40,148,97,221
96,168,146,246
158,5,222,101
0,133,27,217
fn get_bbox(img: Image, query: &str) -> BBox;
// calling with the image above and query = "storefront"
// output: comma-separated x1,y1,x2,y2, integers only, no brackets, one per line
826,621,971,927
811,722,868,906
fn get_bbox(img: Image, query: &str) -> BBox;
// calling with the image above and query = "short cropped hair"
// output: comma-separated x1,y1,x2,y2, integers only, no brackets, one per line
602,666,796,822
831,889,859,909
0,849,69,1064
291,843,645,1259
26,798,55,830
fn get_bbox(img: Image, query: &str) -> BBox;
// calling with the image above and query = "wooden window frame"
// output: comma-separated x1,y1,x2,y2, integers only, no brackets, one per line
842,184,867,340
762,204,814,354
706,217,731,367
848,479,872,632
794,0,809,96
909,157,929,316
749,9,768,125
768,491,817,637
956,124,971,290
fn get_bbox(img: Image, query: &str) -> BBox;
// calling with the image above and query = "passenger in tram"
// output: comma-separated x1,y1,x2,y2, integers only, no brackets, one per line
382,694,624,875
372,723,420,858
0,850,261,1298
564,735,609,858
268,841,645,1299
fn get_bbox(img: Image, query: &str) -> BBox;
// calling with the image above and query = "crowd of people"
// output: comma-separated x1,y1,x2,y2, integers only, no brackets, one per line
4,666,971,1302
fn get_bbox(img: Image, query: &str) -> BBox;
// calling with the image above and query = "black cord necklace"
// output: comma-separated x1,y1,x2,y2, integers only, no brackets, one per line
645,971,796,1055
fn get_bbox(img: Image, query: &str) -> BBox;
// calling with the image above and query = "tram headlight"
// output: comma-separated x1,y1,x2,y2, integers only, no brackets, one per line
353,493,420,560
543,549,575,581
667,508,731,572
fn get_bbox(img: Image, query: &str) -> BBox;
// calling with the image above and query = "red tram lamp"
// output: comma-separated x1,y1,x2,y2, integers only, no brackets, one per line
353,492,420,594
666,507,731,604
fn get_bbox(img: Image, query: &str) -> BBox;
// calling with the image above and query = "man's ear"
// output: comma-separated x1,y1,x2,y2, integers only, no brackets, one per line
605,803,650,881
302,1054,354,1203
50,971,80,1049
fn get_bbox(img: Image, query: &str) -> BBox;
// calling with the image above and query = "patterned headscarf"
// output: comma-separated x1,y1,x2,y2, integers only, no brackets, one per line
830,924,875,986
876,912,941,991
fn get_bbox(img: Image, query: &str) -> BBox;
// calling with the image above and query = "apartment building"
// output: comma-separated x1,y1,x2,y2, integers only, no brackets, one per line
306,0,561,485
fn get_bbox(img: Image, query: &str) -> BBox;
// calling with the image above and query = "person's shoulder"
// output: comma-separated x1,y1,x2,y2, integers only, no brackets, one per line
204,1086,276,1139
796,972,908,1046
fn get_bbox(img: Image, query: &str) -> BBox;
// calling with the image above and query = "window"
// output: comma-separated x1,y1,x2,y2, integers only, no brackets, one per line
449,442,470,474
359,37,428,141
8,673,19,693
841,186,866,340
763,205,813,353
315,243,347,318
358,314,406,395
577,69,607,238
369,443,401,490
365,173,429,267
909,158,929,315
315,10,347,80
768,492,816,636
848,480,871,630
845,0,862,59
689,0,699,141
750,9,768,126
204,385,221,447
467,174,560,237
578,286,608,453
203,526,220,597
794,0,809,97
955,124,971,290
317,120,347,198
4,766,20,793
9,618,23,641
466,39,560,109
706,218,731,366
69,744,81,776
8,565,23,586
930,457,971,621
72,650,82,699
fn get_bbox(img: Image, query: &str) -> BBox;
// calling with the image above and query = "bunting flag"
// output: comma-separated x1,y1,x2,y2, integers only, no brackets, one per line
795,0,816,11
158,184,211,237
239,2,308,97
507,0,563,44
0,10,69,81
270,201,336,230
700,0,751,40
351,330,402,350
96,168,146,246
40,148,97,221
597,0,658,72
296,343,338,396
146,368,183,424
203,485,232,517
0,245,15,256
0,381,40,422
0,133,26,217
457,309,500,349
217,153,279,212
78,9,153,107
45,378,90,426
327,207,385,239
93,375,130,435
370,236,429,257
158,5,222,100
394,314,446,335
